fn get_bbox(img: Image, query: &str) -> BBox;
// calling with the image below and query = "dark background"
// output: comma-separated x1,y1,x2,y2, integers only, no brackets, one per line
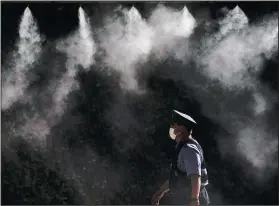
1,1,278,205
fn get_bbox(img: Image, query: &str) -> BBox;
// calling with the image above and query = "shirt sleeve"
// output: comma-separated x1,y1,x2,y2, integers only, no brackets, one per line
180,145,202,177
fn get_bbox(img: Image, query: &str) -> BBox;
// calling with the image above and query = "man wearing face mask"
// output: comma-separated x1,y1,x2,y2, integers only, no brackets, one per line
151,110,210,206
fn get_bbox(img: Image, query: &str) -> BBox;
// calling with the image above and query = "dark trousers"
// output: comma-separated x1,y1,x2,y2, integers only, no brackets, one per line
159,186,211,205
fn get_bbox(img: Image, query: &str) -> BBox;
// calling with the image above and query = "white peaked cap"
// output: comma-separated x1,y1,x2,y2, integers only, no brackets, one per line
173,110,197,124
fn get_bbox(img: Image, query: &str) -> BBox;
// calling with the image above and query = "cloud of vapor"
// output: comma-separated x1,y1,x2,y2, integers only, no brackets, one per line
149,5,196,60
3,4,278,204
98,6,154,92
15,7,96,146
2,7,42,110
54,7,96,116
97,5,196,92
48,143,129,204
218,6,248,38
163,6,278,181
97,5,278,179
199,12,278,90
252,92,268,115
98,5,197,154
3,7,129,205
199,9,278,178
11,7,129,204
236,126,278,170
105,93,145,153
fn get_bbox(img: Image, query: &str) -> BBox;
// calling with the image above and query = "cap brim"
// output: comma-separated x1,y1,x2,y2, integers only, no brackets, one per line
173,110,197,124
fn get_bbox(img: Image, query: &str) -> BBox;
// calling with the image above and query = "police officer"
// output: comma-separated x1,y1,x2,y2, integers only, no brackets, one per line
151,110,211,205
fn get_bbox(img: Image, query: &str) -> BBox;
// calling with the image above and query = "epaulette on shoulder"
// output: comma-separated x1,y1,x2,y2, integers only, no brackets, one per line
184,143,200,154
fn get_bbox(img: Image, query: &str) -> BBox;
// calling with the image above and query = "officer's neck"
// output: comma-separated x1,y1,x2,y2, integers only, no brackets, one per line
176,135,193,143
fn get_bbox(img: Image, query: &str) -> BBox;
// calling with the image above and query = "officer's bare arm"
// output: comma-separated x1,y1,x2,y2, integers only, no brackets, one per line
181,146,202,200
190,174,201,199
151,180,170,204
159,180,170,193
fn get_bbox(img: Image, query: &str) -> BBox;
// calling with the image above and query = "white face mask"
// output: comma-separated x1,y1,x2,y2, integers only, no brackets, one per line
169,128,176,140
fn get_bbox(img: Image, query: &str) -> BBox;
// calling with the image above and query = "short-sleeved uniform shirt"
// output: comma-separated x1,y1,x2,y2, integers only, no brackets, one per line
176,139,208,184
162,139,210,205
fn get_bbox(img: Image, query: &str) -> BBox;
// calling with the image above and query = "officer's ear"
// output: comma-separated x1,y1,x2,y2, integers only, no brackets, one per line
188,128,193,135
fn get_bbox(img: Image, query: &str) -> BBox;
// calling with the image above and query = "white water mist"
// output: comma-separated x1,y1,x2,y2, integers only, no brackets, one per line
18,7,96,146
14,9,98,203
149,5,196,60
218,6,248,39
200,9,278,90
54,7,96,117
2,7,42,110
183,7,278,181
98,5,196,92
148,5,278,184
3,5,278,203
99,6,153,92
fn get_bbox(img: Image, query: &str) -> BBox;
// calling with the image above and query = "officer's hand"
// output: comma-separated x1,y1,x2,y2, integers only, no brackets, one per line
151,190,164,205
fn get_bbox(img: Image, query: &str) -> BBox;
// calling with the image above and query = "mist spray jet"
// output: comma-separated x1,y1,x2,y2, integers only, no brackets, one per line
218,6,249,38
52,7,96,116
2,6,42,110
78,7,96,69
